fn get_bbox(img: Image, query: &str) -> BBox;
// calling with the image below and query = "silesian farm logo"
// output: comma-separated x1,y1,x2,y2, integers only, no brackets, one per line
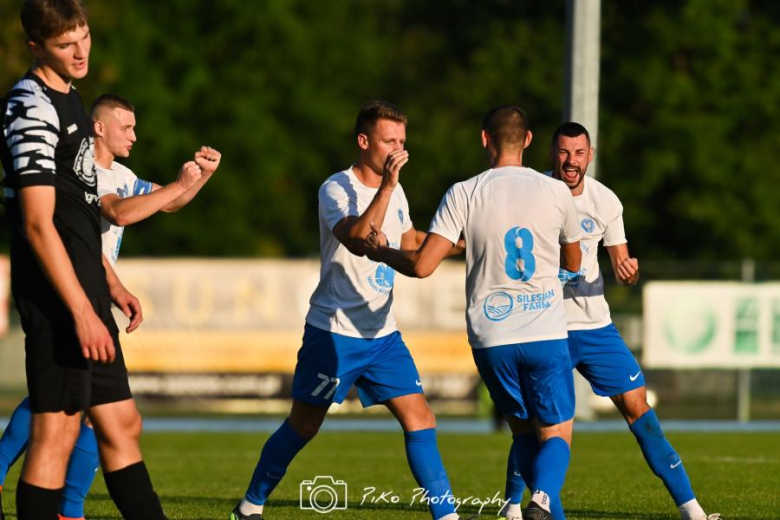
484,291,514,321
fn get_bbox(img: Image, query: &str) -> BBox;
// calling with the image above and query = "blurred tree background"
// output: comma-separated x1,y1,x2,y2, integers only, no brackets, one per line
1,0,778,260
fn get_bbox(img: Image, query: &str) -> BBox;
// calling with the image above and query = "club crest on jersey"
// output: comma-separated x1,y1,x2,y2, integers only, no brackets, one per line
484,291,514,321
398,209,404,224
581,218,595,233
73,137,96,187
368,263,396,294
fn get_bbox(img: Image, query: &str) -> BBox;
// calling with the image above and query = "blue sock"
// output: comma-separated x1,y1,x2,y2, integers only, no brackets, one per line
0,397,32,486
531,437,570,513
629,409,695,506
60,423,100,518
404,428,456,520
245,419,309,505
505,434,534,504
508,433,566,519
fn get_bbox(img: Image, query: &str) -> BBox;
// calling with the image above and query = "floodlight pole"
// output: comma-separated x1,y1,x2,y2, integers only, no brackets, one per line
564,0,601,179
738,258,754,422
566,0,601,421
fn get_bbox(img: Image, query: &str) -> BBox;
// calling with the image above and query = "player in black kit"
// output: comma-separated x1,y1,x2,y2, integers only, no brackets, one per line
0,2,166,519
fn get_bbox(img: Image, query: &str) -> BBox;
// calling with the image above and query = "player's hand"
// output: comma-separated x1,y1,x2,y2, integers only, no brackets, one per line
558,268,581,285
380,150,409,190
177,160,203,191
111,286,144,333
616,257,639,285
74,308,115,363
194,146,221,175
365,221,388,260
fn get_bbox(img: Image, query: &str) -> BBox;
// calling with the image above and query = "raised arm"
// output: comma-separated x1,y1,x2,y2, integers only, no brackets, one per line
606,243,639,286
100,160,202,226
160,146,221,212
332,150,408,256
20,187,115,362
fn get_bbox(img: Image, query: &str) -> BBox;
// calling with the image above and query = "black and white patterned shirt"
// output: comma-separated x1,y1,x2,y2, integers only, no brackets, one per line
1,72,108,299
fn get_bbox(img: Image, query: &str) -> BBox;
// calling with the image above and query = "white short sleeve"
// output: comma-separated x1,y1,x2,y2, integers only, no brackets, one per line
319,177,359,231
429,183,467,245
558,184,582,244
602,202,627,246
97,165,118,198
397,185,413,234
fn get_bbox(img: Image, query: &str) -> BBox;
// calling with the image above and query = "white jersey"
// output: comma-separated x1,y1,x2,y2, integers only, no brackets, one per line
430,166,581,349
559,175,627,330
305,167,413,338
96,161,153,265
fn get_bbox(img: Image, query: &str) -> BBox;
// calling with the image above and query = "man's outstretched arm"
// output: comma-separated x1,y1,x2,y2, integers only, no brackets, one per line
401,228,464,256
100,160,202,226
367,226,453,278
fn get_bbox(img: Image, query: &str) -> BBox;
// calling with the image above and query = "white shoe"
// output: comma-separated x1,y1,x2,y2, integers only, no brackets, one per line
705,515,722,520
499,501,523,520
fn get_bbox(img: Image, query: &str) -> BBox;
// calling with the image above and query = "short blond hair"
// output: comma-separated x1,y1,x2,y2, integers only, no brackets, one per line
355,100,407,136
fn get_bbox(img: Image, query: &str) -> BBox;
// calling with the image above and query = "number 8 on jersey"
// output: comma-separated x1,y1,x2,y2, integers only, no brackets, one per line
504,227,536,281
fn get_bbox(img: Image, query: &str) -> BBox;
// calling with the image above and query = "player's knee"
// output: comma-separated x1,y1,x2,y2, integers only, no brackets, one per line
537,419,573,445
31,417,80,455
123,408,143,440
96,408,143,448
289,416,323,440
398,404,436,432
417,407,437,430
623,399,651,425
506,417,534,436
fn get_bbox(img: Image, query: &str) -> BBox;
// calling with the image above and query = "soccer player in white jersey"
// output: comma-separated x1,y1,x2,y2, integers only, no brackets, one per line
90,94,220,266
0,92,219,520
230,101,463,520
365,105,582,520
500,122,718,520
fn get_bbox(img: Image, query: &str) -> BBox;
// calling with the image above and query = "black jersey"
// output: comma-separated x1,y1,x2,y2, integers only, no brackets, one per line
1,72,108,299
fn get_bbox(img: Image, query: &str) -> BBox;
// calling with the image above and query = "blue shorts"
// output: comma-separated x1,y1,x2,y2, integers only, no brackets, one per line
472,339,575,425
568,323,645,397
291,323,423,408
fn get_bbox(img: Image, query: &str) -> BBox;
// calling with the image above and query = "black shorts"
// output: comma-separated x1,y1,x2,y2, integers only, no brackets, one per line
16,295,132,414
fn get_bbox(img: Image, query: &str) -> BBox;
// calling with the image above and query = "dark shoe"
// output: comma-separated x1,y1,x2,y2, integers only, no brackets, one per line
230,503,263,520
523,501,553,520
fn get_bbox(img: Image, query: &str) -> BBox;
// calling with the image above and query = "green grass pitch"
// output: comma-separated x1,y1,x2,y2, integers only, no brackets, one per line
1,431,778,519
